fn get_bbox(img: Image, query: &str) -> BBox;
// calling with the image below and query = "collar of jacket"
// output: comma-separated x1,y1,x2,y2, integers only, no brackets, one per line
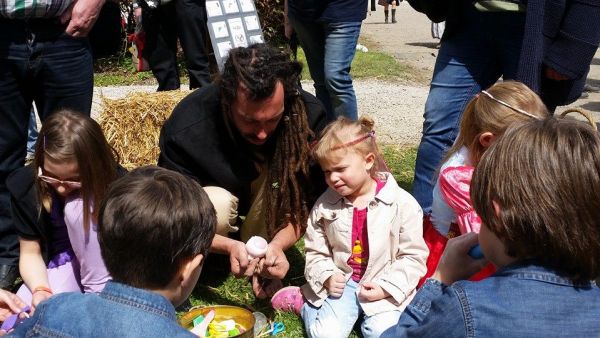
322,172,398,206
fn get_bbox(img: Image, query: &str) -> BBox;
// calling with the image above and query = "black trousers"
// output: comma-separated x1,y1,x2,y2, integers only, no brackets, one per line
142,0,211,91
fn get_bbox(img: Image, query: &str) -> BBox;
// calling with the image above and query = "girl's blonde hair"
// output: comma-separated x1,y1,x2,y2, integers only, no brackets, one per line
312,116,383,175
445,81,549,165
32,110,120,233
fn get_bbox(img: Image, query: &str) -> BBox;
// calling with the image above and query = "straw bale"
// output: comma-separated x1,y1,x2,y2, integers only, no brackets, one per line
99,90,191,170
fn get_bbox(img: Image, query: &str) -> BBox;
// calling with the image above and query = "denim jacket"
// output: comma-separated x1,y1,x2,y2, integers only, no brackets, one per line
301,173,428,316
382,262,600,337
9,281,195,337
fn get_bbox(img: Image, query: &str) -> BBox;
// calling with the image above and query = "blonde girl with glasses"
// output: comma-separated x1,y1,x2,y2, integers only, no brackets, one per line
5,110,121,317
421,81,549,286
271,117,428,338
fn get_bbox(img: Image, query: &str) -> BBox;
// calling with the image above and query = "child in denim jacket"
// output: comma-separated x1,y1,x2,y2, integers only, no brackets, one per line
272,117,428,338
10,166,217,337
383,117,600,337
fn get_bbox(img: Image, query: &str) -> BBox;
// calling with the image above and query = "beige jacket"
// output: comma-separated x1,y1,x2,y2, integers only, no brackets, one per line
301,173,428,316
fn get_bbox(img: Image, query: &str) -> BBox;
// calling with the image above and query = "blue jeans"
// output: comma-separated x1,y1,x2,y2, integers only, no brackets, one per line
0,18,93,265
412,9,525,213
301,279,401,338
290,18,361,121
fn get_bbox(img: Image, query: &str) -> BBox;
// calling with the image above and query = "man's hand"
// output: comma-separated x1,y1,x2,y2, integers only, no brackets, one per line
358,282,390,302
432,232,488,285
60,0,106,37
324,273,346,298
228,240,259,277
0,290,26,322
257,244,289,279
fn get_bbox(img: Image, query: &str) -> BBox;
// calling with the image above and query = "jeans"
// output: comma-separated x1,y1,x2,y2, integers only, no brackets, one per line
0,18,93,265
301,279,401,338
412,8,525,213
290,18,361,121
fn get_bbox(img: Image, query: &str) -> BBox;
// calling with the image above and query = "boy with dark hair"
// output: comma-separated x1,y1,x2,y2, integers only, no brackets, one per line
10,166,217,337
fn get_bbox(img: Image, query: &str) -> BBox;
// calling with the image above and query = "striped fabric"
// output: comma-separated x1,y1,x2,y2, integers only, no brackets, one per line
0,0,73,18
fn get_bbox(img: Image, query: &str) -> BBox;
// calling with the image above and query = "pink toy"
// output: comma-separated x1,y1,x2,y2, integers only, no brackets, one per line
245,236,268,259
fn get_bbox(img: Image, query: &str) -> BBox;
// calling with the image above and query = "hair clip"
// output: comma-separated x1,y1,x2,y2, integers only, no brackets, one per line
331,131,375,151
480,90,540,120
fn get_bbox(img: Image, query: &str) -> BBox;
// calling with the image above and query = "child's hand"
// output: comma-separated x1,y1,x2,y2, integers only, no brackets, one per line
324,273,346,298
358,282,390,302
31,290,52,314
0,289,26,322
433,232,488,285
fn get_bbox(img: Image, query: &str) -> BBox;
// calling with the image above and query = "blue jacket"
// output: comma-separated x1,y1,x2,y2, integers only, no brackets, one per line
9,281,195,338
382,262,600,337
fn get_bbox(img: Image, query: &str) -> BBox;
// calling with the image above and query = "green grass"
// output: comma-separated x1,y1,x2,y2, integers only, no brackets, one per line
296,47,414,82
185,146,417,338
94,42,414,86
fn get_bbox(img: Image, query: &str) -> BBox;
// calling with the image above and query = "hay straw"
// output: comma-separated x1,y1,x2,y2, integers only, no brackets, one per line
99,90,191,170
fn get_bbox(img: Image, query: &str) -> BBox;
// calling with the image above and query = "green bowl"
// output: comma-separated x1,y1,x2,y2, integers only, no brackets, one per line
179,305,255,338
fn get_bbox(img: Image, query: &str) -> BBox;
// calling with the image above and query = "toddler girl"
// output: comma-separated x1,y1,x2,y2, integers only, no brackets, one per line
421,81,549,284
272,117,428,338
7,110,122,312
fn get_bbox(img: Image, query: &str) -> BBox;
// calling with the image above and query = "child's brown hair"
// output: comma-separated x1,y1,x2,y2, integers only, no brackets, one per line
312,116,383,175
98,166,217,288
32,110,120,232
471,117,600,281
444,81,549,166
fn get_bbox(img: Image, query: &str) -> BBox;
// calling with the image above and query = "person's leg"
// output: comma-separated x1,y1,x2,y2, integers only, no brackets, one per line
323,21,362,120
301,280,361,338
142,2,180,91
361,310,402,338
384,4,389,23
176,0,211,89
0,21,33,288
411,10,503,213
391,0,397,23
32,32,94,119
203,186,239,236
289,18,332,116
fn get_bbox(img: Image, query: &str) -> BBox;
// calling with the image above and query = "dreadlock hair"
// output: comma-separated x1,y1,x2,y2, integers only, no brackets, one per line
218,43,313,238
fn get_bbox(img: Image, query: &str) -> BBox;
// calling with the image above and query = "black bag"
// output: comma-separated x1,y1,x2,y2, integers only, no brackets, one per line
406,0,448,23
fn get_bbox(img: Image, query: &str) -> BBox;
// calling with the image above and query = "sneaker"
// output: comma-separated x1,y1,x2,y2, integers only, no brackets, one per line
271,286,304,315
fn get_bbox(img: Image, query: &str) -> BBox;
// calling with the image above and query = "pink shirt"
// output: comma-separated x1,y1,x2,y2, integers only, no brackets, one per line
348,180,386,282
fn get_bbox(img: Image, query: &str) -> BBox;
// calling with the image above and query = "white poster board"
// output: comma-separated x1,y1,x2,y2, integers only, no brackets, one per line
206,0,265,71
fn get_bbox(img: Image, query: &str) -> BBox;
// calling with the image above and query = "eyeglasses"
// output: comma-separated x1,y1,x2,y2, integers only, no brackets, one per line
37,167,82,189
480,90,541,120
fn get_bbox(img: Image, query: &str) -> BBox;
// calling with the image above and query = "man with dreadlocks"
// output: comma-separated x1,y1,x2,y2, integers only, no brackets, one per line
158,44,327,298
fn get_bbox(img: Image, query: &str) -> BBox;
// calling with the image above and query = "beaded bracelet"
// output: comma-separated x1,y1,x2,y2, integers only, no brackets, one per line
33,286,53,295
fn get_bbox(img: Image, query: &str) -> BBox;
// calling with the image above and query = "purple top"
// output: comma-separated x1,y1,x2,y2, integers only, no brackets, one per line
63,195,111,293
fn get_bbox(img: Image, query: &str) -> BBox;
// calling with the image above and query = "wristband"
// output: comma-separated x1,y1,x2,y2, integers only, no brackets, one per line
33,286,53,295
